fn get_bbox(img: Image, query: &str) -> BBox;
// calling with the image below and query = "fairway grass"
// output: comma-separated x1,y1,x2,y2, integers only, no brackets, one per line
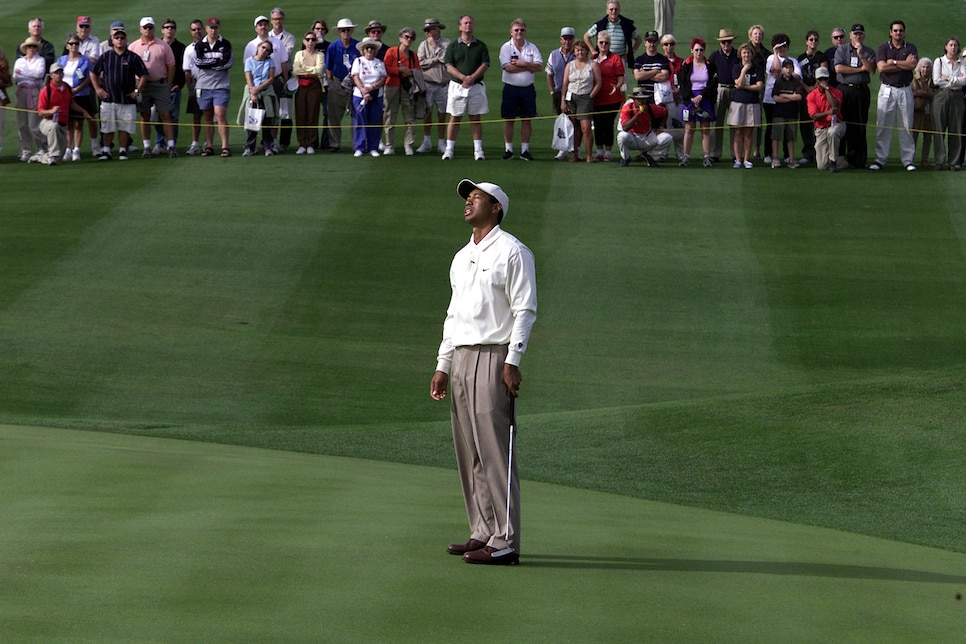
3,425,964,641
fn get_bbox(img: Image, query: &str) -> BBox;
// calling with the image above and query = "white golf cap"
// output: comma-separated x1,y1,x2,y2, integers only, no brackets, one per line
254,15,270,26
457,179,509,219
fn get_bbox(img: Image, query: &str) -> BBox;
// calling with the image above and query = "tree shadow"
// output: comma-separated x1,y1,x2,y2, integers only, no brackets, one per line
523,554,966,583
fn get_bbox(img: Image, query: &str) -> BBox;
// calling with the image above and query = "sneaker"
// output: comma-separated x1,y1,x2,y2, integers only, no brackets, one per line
521,150,534,161
266,146,279,156
47,157,59,166
603,151,613,162
27,153,42,164
98,151,111,161
168,146,178,158
72,148,81,162
618,158,630,167
416,140,433,153
296,146,307,155
307,147,315,155
679,155,689,167
798,157,809,165
118,149,128,161
186,142,201,156
763,155,772,164
642,153,657,168
555,150,568,160
771,159,781,169
142,148,153,159
905,164,917,172
151,144,165,156
743,160,753,169
370,150,380,157
19,149,32,162
404,145,413,156
243,148,254,157
127,143,138,152
787,161,799,169
438,142,447,154
733,160,742,169
869,162,883,171
441,150,453,160
382,147,395,156
378,142,385,153
502,150,514,160
703,155,713,168
474,150,485,161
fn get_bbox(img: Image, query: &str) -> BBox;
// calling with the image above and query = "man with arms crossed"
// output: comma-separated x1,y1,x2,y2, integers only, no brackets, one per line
833,24,876,168
91,24,147,160
869,20,918,171
431,178,537,566
442,16,490,160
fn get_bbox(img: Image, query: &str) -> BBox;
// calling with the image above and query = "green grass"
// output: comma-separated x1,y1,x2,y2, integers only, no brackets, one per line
1,0,964,574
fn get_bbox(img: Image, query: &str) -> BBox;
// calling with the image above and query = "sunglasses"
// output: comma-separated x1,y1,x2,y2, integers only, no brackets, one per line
163,25,176,30
67,41,80,46
401,34,414,40
112,34,126,40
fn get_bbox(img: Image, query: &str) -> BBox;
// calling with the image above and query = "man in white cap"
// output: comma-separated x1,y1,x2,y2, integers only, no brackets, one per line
128,17,178,157
324,18,360,152
545,27,576,159
416,18,452,154
431,178,537,566
807,66,848,172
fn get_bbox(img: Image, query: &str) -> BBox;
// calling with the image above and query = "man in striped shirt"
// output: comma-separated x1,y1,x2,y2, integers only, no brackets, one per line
90,25,147,160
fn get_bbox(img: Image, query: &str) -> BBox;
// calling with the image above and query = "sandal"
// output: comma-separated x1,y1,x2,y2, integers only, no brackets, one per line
201,146,214,157
221,148,232,157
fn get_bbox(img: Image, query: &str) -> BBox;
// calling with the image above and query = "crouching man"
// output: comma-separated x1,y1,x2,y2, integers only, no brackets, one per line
33,62,94,165
617,85,671,166
807,66,848,172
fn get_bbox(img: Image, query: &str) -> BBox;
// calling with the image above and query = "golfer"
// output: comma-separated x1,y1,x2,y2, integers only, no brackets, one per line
430,178,537,566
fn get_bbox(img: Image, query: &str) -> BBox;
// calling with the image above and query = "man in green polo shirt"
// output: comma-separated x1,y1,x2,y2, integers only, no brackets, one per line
442,15,490,160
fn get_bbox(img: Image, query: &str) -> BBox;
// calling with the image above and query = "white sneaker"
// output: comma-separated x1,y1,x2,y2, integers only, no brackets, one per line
72,148,81,162
405,145,413,156
370,150,380,157
763,155,772,164
186,142,201,156
152,144,165,156
555,150,568,160
296,146,307,155
438,142,446,154
383,147,395,156
441,150,453,160
19,149,32,162
306,147,315,155
354,150,364,157
474,150,485,161
27,153,43,164
378,142,385,152
416,140,432,153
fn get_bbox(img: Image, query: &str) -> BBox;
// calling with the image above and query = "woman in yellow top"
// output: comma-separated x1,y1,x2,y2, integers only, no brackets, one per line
293,30,326,154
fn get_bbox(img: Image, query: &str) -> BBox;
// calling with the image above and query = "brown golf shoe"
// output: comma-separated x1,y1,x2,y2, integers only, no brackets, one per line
462,546,519,565
447,539,487,556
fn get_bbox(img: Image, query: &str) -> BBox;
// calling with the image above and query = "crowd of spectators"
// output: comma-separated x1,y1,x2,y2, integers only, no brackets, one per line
1,7,963,170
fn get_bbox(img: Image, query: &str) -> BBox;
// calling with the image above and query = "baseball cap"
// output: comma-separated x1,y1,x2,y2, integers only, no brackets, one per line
110,21,126,32
49,62,64,74
850,23,865,34
644,30,660,42
77,16,92,26
206,17,221,28
458,179,509,219
815,66,830,79
254,15,270,27
560,27,575,38
140,17,155,28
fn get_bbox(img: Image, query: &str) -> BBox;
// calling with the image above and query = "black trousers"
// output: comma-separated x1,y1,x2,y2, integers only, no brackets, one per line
840,84,870,168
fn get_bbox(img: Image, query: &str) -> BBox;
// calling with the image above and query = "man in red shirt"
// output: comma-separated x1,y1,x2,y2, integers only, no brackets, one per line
33,62,94,165
616,85,672,166
807,66,847,172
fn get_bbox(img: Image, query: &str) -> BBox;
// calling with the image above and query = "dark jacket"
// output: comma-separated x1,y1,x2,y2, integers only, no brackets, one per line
679,59,719,104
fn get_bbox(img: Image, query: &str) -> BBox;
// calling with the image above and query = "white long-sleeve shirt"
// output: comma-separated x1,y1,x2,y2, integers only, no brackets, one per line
436,225,537,373
933,55,966,90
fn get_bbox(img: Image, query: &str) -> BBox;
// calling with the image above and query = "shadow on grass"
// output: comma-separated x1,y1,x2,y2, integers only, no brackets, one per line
524,555,966,583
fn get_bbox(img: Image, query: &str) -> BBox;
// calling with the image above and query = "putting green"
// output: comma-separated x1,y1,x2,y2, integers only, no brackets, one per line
2,425,963,641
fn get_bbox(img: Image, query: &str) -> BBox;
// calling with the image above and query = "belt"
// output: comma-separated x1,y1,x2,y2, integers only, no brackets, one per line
883,82,910,88
845,83,867,87
148,79,168,83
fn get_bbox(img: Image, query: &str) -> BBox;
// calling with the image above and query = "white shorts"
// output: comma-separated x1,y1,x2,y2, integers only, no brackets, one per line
446,80,488,117
99,102,137,134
